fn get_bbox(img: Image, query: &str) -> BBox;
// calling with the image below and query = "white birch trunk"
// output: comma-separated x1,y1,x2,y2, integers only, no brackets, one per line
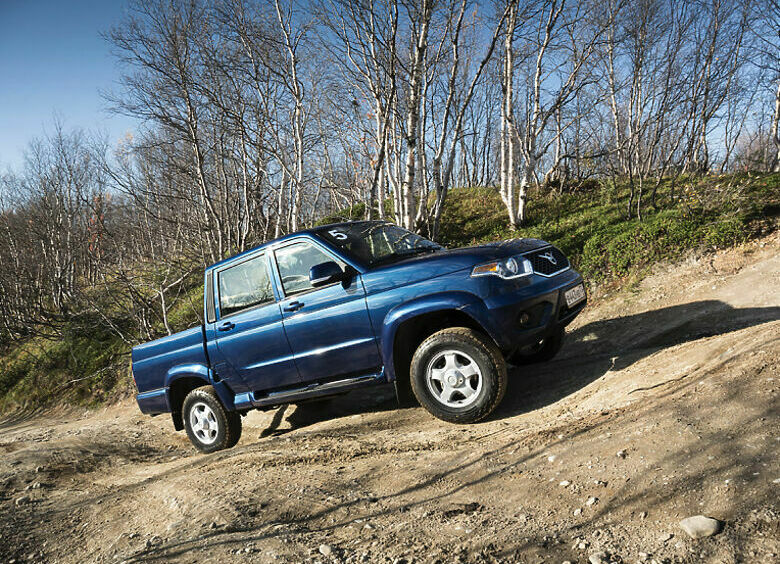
399,0,432,231
772,80,780,172
500,1,518,228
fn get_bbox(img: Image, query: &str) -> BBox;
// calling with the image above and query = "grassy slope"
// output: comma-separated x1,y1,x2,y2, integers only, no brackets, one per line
1,173,778,412
0,283,204,413
437,173,779,282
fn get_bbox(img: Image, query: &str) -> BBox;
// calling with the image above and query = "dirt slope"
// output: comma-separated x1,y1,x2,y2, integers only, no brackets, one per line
1,235,778,564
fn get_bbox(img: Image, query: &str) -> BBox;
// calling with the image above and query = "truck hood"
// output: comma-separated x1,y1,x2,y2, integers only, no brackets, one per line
360,238,549,294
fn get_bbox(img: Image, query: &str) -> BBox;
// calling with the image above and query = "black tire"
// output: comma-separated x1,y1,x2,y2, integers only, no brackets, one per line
508,327,565,366
182,386,242,453
409,327,507,424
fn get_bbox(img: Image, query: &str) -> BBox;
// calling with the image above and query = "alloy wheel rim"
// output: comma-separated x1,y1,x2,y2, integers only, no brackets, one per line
425,349,483,408
190,402,219,445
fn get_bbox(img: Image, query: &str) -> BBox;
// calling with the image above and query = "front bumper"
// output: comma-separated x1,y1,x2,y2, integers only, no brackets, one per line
480,269,587,354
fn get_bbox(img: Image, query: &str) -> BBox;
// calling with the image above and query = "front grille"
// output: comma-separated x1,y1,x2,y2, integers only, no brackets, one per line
526,246,569,277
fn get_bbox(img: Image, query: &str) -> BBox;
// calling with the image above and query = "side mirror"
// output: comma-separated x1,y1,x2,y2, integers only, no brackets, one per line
309,261,345,287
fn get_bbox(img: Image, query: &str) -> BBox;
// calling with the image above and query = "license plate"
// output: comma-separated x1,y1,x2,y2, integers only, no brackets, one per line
564,284,585,308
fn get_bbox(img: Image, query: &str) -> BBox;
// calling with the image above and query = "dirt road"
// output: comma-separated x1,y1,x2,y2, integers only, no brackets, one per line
1,236,778,564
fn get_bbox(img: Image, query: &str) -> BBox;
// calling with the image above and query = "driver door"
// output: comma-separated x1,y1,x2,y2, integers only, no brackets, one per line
273,238,381,383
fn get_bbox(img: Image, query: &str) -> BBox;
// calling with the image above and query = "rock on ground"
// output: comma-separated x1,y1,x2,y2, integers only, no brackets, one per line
679,515,723,539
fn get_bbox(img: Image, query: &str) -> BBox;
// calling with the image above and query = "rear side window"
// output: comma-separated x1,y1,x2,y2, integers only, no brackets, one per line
218,254,274,317
275,241,344,296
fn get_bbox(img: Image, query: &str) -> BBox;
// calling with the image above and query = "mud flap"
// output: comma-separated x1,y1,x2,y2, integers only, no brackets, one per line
172,411,184,431
394,378,417,408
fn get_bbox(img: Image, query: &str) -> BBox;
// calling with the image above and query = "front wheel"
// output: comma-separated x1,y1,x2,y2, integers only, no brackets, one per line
182,386,242,453
410,328,507,424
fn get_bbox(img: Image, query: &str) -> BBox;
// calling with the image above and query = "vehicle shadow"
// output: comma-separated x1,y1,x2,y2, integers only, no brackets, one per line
257,384,400,438
498,299,778,417
257,300,779,436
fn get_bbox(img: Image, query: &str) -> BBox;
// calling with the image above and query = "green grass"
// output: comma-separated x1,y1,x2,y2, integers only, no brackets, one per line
0,329,127,412
1,173,777,412
437,173,779,282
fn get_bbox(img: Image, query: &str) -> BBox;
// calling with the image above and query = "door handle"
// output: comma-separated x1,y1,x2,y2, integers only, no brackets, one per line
218,321,235,331
283,300,304,312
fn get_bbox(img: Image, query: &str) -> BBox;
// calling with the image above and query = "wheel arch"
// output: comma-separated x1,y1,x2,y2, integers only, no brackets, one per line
167,377,208,431
381,292,498,388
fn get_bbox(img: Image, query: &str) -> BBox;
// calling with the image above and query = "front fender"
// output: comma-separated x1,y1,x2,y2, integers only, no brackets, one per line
380,291,496,381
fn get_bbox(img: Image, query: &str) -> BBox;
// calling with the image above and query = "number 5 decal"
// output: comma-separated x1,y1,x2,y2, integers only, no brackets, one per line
329,230,347,240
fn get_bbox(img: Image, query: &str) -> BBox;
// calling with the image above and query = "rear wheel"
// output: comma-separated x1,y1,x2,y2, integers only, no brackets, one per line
508,327,565,365
410,328,507,424
182,386,242,453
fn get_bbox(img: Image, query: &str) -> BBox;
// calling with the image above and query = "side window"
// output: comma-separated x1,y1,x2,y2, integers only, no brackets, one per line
218,254,274,317
275,241,344,296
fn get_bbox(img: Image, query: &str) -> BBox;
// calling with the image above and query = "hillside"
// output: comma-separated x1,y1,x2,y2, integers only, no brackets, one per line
1,230,777,563
1,173,779,413
433,173,777,282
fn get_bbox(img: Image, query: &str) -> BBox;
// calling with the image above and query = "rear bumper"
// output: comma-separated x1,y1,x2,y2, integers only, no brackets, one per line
481,269,586,354
136,388,168,415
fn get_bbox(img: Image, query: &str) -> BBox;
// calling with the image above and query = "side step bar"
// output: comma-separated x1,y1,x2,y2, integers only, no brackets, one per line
250,371,385,408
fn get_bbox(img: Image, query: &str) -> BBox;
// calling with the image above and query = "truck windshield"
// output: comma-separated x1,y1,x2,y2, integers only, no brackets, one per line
317,222,442,267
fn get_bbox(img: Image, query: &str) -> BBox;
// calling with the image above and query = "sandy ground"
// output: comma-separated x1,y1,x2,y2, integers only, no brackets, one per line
1,235,778,564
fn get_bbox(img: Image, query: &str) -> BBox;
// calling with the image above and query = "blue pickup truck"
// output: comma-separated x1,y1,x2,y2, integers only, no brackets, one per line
131,221,586,452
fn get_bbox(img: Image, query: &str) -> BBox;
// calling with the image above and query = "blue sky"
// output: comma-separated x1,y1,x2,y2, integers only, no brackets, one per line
0,0,137,170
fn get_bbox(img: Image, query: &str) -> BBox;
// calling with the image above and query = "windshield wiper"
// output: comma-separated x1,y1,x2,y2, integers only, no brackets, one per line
392,245,441,257
369,244,442,267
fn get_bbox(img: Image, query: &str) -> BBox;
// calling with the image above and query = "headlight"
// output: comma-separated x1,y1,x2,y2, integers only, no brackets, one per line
472,257,533,279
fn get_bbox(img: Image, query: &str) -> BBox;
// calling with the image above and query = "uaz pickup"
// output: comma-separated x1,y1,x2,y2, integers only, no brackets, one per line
131,221,586,452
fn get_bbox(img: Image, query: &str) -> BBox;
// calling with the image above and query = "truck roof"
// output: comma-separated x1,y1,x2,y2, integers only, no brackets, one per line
206,220,386,271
